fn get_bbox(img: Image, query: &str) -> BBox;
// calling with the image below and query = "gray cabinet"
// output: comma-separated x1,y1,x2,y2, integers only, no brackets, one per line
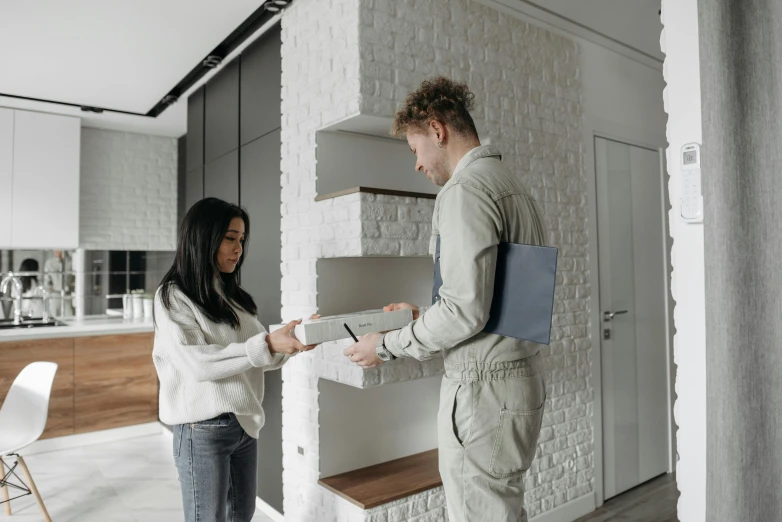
205,58,240,164
239,130,281,326
181,22,283,515
240,25,281,146
205,150,239,205
186,87,204,172
240,129,282,513
185,166,204,212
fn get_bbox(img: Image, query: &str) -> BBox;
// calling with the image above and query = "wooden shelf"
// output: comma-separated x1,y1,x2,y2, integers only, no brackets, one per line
318,449,441,509
315,186,438,202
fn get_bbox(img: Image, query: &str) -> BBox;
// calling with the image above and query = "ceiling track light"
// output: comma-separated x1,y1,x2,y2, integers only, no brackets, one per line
80,106,104,113
162,94,179,105
203,55,223,68
264,0,291,12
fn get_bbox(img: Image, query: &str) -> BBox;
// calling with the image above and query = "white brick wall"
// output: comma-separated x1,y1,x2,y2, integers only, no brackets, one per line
79,127,177,251
358,0,591,518
365,488,447,522
315,192,434,258
280,0,590,519
280,0,364,520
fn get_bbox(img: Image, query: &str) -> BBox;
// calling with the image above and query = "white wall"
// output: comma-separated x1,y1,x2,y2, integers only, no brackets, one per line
317,257,434,315
281,0,677,520
581,36,669,506
279,1,363,519
79,127,178,251
661,1,706,521
581,41,666,142
526,0,664,61
359,2,592,516
282,0,591,518
319,376,441,477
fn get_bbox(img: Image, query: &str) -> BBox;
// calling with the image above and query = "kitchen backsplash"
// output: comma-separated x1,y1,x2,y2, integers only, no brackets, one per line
0,249,174,318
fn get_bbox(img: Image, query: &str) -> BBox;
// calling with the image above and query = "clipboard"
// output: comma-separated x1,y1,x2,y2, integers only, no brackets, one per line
432,237,558,345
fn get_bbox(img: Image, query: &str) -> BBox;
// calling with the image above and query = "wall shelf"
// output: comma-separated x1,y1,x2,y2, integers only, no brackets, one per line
315,186,437,203
318,449,441,509
315,130,440,199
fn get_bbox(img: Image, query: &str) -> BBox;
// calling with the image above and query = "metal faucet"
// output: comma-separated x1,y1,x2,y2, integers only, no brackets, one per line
0,273,23,325
32,285,50,323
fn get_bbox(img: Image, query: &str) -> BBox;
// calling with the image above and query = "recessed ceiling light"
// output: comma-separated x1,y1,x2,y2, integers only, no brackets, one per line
264,3,281,11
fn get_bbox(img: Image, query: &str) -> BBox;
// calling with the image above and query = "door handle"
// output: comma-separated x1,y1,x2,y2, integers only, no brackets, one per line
603,310,628,322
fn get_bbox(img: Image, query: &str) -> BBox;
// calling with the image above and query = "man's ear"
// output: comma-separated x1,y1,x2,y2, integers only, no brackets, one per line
429,120,447,143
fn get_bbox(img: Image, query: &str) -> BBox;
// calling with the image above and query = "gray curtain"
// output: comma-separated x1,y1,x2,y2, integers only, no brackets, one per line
701,1,782,520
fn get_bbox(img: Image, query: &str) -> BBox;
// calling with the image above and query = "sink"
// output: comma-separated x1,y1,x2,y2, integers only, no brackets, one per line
0,319,67,330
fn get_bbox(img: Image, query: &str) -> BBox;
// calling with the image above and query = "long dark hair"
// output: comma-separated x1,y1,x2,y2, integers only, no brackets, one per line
19,258,39,293
157,197,257,328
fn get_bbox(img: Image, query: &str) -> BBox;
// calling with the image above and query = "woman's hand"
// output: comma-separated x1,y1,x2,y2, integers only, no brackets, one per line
267,319,318,355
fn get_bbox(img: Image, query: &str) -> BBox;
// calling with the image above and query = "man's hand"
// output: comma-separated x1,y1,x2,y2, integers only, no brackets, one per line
344,332,384,368
384,302,419,321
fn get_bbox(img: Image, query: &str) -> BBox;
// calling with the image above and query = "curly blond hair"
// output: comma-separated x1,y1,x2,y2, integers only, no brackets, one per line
391,76,479,139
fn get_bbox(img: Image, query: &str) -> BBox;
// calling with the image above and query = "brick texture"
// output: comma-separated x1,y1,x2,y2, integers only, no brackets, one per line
79,128,177,251
280,0,590,519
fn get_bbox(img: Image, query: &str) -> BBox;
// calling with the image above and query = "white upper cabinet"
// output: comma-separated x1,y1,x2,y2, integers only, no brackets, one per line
1,109,80,249
0,109,13,247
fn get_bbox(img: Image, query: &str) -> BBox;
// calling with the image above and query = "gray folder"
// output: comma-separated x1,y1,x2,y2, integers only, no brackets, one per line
432,237,558,345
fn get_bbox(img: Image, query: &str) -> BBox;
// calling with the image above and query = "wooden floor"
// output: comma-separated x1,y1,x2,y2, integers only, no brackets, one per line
574,473,679,522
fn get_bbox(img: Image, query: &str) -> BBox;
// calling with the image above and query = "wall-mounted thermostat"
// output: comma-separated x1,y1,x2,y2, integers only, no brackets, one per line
680,143,703,223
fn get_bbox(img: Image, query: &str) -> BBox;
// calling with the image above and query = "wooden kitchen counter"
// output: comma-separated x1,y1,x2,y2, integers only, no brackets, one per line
0,332,158,439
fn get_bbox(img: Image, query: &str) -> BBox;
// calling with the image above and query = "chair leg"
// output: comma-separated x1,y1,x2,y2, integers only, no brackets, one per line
0,457,10,515
15,456,51,522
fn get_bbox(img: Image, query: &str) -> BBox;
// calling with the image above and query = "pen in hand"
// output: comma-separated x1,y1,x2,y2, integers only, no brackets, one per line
343,323,359,343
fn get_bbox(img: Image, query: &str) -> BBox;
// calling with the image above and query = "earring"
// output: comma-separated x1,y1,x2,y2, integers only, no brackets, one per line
437,140,445,148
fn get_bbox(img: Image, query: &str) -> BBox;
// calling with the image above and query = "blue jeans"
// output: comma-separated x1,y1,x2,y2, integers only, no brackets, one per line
173,413,258,522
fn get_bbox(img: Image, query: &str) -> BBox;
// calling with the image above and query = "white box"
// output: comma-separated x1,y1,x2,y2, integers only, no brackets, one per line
268,308,413,345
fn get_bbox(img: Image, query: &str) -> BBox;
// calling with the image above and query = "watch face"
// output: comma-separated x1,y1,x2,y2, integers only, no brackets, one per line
378,351,389,361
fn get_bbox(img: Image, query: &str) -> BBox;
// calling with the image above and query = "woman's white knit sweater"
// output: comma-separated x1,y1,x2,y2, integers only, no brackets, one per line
152,284,288,438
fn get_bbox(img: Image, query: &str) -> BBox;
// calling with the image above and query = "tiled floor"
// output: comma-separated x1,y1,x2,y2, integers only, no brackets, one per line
1,433,275,522
574,473,679,522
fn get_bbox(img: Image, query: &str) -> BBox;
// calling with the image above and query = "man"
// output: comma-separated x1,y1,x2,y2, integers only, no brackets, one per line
344,77,547,522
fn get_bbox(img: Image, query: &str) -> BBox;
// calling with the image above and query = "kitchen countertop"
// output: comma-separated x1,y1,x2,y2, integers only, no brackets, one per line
0,315,154,342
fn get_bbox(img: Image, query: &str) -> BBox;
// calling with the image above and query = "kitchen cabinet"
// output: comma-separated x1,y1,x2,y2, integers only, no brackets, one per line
205,58,240,164
0,338,75,439
205,150,239,205
240,129,283,512
185,166,204,212
0,332,158,439
240,26,281,146
240,130,281,327
0,110,80,249
74,333,157,434
186,86,205,172
0,109,12,246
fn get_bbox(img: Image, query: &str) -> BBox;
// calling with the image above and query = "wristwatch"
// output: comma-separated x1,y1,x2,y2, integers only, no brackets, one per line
375,333,396,362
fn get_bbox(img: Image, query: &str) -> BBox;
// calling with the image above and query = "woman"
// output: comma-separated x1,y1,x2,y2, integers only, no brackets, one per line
15,258,45,319
153,197,316,522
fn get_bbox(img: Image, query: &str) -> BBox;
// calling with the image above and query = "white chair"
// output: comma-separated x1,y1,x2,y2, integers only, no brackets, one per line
0,362,57,521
